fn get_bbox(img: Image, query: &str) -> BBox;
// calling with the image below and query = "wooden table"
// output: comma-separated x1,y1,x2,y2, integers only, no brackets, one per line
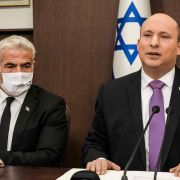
0,166,69,180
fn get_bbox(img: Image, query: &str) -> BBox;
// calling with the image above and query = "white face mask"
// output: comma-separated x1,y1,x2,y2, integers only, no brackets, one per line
1,72,33,97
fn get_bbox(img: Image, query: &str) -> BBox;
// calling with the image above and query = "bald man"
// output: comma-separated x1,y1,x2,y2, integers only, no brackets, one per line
82,13,180,177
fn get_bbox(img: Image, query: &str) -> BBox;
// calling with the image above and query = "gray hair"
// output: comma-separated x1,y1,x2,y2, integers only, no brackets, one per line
0,35,36,60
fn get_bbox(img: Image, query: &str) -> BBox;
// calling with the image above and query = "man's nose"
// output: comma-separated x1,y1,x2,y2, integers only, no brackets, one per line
150,36,159,48
16,66,23,72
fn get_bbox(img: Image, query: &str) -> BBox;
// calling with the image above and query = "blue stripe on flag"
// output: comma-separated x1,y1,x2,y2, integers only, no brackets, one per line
114,2,146,65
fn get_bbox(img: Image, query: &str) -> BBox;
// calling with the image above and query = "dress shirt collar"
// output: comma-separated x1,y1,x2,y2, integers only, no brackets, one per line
141,67,175,89
0,88,28,105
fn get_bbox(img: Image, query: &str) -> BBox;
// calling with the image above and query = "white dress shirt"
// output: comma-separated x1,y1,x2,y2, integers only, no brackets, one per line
0,89,27,151
141,67,175,170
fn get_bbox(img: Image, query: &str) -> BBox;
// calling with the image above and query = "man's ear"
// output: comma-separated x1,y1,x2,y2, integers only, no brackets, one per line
137,39,140,51
177,42,180,55
0,69,3,83
32,60,36,71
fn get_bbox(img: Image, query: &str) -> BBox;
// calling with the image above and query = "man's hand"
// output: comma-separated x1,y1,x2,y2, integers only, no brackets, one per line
0,159,4,168
86,158,120,175
169,164,180,177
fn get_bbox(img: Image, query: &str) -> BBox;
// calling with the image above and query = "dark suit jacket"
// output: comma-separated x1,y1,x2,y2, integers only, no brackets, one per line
0,85,68,166
82,67,180,171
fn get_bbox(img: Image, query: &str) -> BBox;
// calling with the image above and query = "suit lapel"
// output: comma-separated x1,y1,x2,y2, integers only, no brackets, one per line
11,86,38,149
161,67,180,168
127,70,146,169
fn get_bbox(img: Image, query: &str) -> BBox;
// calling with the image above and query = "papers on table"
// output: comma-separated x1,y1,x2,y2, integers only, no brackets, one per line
57,168,180,180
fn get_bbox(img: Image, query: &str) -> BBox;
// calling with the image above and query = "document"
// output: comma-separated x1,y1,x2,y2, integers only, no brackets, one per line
57,168,180,180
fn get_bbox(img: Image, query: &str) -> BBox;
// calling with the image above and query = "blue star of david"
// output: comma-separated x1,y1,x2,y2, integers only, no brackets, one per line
115,2,146,65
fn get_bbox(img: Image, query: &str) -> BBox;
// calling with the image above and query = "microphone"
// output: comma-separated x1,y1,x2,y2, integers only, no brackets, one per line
153,107,173,180
70,170,100,180
121,105,160,180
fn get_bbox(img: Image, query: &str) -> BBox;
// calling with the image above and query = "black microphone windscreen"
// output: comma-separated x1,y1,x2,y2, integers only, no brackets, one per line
70,170,100,180
152,105,160,113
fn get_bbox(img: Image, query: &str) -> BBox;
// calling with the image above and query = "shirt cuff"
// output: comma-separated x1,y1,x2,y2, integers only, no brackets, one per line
98,157,106,160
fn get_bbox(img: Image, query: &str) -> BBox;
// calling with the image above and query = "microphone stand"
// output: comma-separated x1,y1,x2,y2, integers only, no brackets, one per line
153,107,172,180
121,106,160,180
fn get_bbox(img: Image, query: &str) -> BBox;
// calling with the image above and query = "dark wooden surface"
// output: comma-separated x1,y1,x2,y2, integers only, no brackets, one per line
0,166,69,180
0,30,33,42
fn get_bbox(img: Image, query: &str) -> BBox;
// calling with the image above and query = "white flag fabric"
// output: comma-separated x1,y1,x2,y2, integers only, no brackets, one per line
113,0,151,78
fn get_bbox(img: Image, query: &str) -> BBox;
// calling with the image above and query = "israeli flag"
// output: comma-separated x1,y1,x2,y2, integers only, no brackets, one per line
113,0,151,78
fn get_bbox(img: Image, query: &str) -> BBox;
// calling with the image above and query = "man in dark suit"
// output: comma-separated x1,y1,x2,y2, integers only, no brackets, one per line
82,13,180,176
0,35,68,167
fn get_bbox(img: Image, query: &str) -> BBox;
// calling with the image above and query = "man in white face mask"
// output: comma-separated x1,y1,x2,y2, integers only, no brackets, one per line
0,35,68,167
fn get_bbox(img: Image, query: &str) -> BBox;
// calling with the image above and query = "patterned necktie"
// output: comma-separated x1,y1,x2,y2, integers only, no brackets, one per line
149,80,165,171
0,97,15,151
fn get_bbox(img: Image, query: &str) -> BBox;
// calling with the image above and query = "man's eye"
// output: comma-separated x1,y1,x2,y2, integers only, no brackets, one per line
22,64,32,69
161,35,169,39
143,34,151,37
5,65,15,69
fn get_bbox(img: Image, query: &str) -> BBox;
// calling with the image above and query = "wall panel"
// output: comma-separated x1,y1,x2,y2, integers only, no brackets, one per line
33,0,119,167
